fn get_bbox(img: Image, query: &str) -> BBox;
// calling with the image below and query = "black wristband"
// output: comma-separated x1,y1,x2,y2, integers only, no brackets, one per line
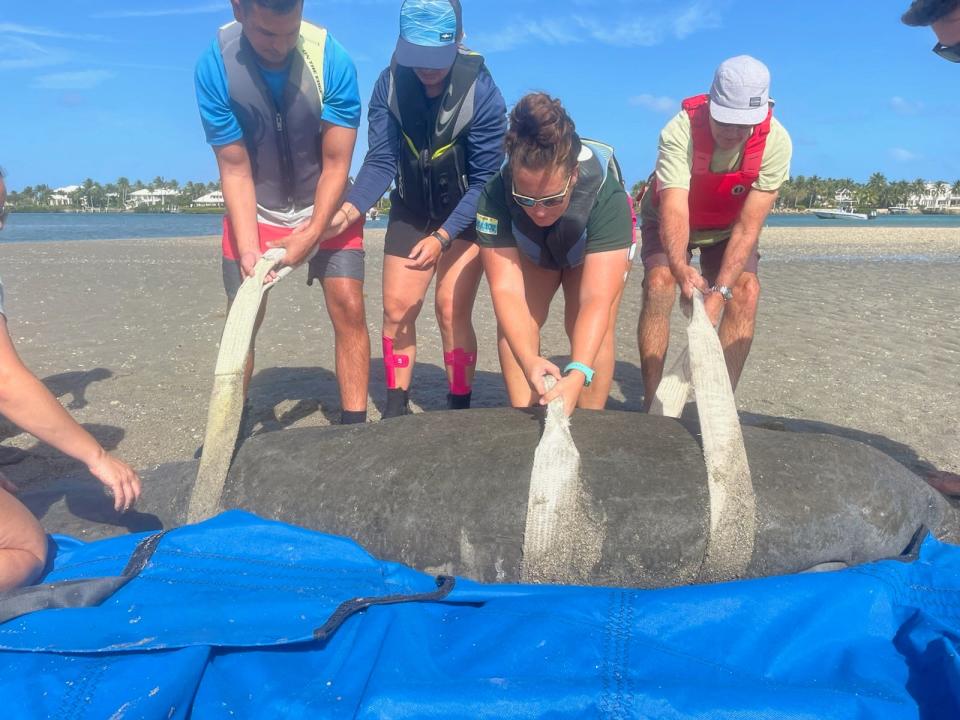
431,230,452,251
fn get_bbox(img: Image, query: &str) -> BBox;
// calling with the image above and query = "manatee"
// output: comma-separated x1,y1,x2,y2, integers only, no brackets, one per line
22,408,953,588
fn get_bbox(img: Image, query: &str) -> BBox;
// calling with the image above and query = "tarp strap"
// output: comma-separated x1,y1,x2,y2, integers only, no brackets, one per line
0,531,166,624
313,575,456,641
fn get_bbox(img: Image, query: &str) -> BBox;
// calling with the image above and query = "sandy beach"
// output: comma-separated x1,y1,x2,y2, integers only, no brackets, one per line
0,226,957,495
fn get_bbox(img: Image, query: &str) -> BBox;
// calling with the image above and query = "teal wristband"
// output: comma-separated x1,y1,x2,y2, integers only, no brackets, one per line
563,361,594,387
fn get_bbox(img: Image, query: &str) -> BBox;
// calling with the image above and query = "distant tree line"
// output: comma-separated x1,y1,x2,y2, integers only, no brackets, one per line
6,177,221,212
629,173,960,211
777,174,960,211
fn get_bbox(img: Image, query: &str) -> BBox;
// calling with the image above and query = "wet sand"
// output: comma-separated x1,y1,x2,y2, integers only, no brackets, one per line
0,226,956,490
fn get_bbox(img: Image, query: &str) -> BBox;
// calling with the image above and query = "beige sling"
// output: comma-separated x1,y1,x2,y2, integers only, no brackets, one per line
651,290,756,581
187,249,292,523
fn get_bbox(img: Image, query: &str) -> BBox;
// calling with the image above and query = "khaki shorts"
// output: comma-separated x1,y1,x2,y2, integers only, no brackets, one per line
639,219,759,284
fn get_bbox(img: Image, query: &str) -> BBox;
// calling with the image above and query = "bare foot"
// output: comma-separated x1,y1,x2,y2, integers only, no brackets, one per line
925,470,960,497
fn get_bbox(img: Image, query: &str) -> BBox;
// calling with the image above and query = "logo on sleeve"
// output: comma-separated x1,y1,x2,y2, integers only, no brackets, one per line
476,214,499,235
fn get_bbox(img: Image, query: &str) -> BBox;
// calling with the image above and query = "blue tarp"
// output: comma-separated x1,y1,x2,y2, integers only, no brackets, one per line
0,511,958,718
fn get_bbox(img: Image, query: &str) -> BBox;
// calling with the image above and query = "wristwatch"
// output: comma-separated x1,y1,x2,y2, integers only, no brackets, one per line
431,230,452,252
711,284,733,301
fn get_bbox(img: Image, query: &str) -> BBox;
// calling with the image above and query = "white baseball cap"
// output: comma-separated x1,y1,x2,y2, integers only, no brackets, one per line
709,55,771,125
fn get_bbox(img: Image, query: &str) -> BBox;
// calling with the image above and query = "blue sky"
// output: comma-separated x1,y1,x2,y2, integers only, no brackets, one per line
1,0,956,191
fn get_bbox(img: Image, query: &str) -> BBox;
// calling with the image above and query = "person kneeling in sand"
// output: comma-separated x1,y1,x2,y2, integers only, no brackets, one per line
0,170,141,591
476,93,636,416
637,56,792,409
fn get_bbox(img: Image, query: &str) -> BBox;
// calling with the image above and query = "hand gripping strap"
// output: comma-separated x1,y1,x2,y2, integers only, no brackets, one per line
382,336,410,390
443,347,476,395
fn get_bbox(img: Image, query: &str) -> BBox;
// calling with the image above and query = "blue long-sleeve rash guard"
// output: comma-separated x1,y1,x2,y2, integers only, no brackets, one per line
347,65,507,240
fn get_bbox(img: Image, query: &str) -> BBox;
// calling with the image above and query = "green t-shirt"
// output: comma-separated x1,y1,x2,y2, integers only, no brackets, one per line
640,109,792,246
476,170,634,258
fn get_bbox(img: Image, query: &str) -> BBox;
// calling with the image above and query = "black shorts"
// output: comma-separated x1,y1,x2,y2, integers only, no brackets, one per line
384,200,477,258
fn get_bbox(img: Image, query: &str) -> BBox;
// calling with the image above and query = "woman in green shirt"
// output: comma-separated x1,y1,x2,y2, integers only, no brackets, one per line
476,93,636,415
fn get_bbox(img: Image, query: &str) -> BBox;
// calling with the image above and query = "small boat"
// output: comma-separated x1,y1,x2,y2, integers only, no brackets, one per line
814,208,871,220
887,206,911,215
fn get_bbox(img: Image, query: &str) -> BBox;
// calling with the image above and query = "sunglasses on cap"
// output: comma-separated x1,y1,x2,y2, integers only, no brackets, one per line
511,174,573,209
933,40,960,63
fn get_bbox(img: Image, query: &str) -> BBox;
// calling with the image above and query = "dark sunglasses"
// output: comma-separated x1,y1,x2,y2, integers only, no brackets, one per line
511,174,573,208
933,41,960,63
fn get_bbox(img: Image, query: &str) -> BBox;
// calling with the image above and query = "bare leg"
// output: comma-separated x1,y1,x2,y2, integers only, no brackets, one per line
0,486,47,592
717,272,760,390
381,255,436,391
562,267,627,410
497,259,561,407
434,241,484,391
638,265,677,410
321,276,369,412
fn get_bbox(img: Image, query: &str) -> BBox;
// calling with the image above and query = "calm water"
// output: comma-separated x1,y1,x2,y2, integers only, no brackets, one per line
0,211,956,243
0,212,389,243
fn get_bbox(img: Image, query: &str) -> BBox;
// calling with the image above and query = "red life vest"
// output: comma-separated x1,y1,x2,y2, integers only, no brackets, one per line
652,94,772,232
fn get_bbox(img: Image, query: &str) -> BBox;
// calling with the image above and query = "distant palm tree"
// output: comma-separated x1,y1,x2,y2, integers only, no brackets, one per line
34,184,51,206
952,180,960,207
910,178,928,208
116,177,131,208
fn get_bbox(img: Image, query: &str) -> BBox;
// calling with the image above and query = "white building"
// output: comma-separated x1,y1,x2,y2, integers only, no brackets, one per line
833,188,856,210
49,185,80,207
127,188,181,208
192,190,224,207
909,183,959,209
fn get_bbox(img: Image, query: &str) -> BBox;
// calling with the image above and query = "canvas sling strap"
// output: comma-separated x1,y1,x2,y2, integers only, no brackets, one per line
521,376,603,584
188,249,294,524
651,290,757,582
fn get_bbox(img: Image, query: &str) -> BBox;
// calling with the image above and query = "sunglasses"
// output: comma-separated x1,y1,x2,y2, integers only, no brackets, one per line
933,40,960,63
512,174,573,208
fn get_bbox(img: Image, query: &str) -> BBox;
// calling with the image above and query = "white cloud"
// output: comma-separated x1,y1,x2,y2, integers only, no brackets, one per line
471,1,723,52
0,23,107,71
629,94,679,113
33,70,115,90
890,96,923,115
93,3,226,19
0,36,68,71
0,23,107,41
890,147,920,162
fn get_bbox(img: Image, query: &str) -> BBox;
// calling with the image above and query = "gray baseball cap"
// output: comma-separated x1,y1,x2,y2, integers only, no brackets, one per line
708,55,771,125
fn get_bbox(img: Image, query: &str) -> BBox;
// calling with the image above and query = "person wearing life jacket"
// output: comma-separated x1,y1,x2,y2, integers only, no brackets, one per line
902,0,960,62
637,56,792,410
476,93,637,416
324,0,507,418
194,0,370,425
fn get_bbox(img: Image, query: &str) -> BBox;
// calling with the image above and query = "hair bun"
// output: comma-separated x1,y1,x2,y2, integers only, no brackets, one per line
505,93,578,173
